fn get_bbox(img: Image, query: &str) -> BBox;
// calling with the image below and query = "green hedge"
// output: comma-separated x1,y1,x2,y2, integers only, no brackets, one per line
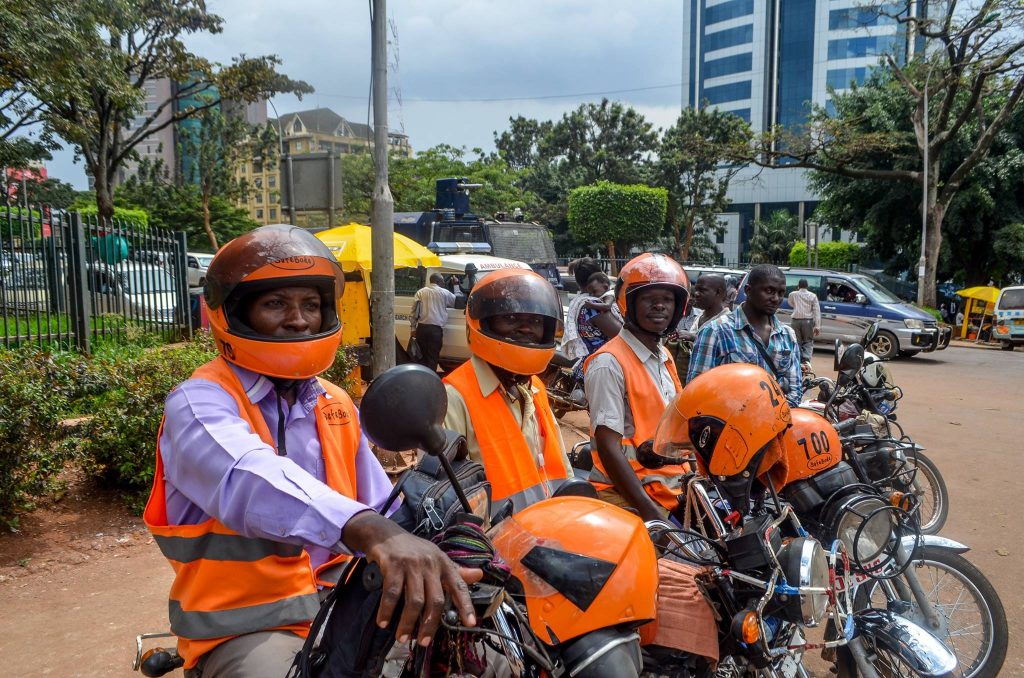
76,205,150,228
789,241,861,269
568,181,667,249
0,333,360,525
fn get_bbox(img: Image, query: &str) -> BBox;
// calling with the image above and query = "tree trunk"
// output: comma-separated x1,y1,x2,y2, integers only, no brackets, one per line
93,167,115,226
606,241,618,276
922,200,945,308
202,194,219,250
682,212,696,263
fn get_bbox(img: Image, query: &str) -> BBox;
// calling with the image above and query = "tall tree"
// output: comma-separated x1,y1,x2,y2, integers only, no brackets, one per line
750,0,1024,306
180,107,276,249
749,210,800,265
494,116,553,172
30,0,311,223
568,181,667,265
656,108,751,262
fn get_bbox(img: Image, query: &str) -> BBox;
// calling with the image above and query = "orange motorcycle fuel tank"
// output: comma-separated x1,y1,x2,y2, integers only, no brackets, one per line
489,496,659,645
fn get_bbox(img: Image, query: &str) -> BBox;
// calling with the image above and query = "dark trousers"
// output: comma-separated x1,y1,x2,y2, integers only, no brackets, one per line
416,324,444,372
791,318,816,363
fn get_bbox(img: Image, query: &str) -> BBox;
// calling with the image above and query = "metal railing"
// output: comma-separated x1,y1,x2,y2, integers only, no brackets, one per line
0,205,191,352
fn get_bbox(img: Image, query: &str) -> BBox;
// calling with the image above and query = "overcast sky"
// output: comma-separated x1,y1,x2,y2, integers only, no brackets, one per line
50,0,685,189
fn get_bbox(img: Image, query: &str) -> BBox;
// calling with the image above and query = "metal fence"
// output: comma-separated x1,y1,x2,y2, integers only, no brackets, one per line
0,205,191,352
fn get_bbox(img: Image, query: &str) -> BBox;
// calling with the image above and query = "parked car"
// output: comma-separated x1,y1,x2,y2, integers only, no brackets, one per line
993,285,1024,350
683,264,746,287
186,252,215,288
737,267,950,359
394,253,534,367
88,261,180,324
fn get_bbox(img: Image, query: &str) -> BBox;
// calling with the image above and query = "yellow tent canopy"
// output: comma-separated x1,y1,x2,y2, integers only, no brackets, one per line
956,286,1000,304
316,223,440,272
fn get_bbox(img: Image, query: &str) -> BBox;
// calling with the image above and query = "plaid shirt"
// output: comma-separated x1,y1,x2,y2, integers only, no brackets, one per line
687,305,804,406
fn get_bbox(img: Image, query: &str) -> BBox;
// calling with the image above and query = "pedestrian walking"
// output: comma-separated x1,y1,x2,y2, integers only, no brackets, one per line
788,278,820,366
412,272,456,372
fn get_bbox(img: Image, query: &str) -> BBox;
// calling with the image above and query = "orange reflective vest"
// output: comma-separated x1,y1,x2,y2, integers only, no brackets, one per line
584,335,688,510
444,362,569,512
143,357,361,668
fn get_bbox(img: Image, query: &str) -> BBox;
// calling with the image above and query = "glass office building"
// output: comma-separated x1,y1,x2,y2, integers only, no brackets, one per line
682,0,928,262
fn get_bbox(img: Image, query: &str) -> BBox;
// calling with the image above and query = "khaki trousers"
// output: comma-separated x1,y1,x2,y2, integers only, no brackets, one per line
184,630,303,678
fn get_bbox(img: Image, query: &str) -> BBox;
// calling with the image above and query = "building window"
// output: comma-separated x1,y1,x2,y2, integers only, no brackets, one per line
270,208,277,219
254,177,263,189
292,119,302,133
268,175,276,188
255,192,263,204
253,159,263,173
705,0,754,26
294,141,303,152
703,53,753,80
829,5,898,30
827,35,900,60
704,24,754,53
704,80,751,105
256,208,264,219
723,108,751,123
827,67,870,90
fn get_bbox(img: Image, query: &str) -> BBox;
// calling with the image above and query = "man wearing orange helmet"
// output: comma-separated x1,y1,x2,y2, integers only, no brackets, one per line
584,253,692,522
442,268,573,513
144,226,478,678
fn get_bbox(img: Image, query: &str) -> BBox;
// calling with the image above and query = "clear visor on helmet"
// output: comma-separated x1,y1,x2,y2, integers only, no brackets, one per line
468,273,563,345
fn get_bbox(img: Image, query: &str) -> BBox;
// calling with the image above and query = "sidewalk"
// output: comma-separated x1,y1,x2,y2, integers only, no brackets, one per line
949,338,1005,351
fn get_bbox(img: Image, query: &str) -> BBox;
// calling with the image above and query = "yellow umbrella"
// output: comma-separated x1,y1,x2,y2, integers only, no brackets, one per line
956,286,1001,304
316,222,441,272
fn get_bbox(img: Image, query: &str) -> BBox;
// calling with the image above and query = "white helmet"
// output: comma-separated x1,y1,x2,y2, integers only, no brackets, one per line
861,352,894,388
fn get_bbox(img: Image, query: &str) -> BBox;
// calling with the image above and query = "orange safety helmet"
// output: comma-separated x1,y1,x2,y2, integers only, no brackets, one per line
204,225,345,380
489,496,658,644
615,253,690,331
653,363,792,515
771,409,842,491
465,268,562,375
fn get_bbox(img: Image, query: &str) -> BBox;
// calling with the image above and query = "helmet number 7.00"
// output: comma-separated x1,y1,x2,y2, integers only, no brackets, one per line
759,379,784,408
796,431,830,461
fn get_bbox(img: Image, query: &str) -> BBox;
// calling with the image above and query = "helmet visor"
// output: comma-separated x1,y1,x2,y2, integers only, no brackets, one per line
205,225,343,310
468,271,563,345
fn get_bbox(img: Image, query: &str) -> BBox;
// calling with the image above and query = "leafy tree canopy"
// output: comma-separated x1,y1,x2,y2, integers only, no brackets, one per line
568,181,667,259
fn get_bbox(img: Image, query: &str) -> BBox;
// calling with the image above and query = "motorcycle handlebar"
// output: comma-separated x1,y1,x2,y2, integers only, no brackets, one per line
835,418,859,436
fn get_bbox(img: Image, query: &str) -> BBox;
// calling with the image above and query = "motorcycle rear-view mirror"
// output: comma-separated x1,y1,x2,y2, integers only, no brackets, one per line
838,343,865,375
552,477,599,499
863,321,880,344
361,364,448,457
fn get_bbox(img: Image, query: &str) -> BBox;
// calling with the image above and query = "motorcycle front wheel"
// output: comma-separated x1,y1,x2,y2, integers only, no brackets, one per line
854,546,1007,678
904,451,949,535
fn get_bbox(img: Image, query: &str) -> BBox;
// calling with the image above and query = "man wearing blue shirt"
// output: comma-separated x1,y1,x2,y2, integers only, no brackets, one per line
687,264,803,406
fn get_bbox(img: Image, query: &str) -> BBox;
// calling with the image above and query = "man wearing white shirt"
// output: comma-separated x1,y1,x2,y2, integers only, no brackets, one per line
412,273,456,371
788,278,821,365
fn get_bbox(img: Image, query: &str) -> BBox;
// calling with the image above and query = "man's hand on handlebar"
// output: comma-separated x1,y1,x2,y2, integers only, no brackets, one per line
342,511,481,647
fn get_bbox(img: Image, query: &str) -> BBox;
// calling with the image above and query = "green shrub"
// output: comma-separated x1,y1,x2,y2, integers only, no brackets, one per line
76,204,150,228
568,181,667,252
77,334,359,512
789,241,861,269
0,348,86,529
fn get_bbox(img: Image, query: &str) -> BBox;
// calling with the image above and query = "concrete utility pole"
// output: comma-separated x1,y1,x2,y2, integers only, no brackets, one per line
370,0,395,377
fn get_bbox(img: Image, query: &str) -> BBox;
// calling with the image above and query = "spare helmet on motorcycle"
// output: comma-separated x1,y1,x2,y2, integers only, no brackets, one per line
204,224,345,380
652,363,792,515
770,408,842,491
861,352,895,389
615,253,689,332
489,496,658,645
465,268,563,375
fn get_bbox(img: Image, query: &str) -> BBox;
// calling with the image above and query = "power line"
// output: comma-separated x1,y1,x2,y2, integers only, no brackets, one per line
310,82,683,104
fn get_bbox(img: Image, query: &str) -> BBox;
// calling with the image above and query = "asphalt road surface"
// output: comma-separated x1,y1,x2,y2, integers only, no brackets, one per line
0,343,1021,676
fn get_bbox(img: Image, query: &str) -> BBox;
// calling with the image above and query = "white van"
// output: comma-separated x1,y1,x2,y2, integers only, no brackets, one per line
394,254,533,367
994,285,1024,350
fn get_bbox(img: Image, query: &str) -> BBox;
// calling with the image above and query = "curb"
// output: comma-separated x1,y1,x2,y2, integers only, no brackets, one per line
948,340,1004,351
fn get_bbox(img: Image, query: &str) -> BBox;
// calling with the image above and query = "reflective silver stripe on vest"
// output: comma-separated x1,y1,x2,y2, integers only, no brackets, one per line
153,533,304,563
589,444,684,491
504,478,567,512
316,563,348,586
169,592,321,640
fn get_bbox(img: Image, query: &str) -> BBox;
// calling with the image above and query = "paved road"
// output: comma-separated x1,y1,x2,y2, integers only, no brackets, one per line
0,344,1020,676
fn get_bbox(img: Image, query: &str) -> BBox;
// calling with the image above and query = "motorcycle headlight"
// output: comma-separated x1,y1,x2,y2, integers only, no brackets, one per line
903,319,924,330
830,494,896,567
777,537,830,627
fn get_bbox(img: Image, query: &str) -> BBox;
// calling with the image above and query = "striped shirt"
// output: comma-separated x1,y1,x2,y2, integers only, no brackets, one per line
687,305,803,406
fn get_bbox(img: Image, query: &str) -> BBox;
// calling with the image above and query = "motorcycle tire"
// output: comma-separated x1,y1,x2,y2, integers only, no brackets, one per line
849,546,1008,678
905,451,949,535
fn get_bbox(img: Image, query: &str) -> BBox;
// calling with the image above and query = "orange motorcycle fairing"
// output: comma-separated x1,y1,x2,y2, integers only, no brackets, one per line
771,409,843,490
489,496,658,645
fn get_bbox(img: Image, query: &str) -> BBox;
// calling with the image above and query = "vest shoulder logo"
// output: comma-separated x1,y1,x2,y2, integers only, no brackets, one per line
322,402,352,426
271,256,315,270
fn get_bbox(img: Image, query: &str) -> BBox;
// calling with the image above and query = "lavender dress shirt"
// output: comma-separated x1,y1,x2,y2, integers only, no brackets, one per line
158,362,394,571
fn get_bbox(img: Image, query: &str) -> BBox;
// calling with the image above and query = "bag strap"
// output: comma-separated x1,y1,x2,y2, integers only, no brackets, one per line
744,325,781,380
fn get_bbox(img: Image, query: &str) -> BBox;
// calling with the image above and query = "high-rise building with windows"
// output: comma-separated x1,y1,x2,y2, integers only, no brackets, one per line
682,0,930,262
